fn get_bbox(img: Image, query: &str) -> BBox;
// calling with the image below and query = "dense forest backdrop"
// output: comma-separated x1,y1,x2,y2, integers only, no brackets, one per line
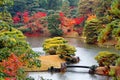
0,0,120,49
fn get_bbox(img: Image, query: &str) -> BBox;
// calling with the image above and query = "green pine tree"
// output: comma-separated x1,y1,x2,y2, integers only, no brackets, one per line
47,13,63,37
77,0,99,17
61,0,71,17
84,18,101,44
95,0,112,17
0,0,14,24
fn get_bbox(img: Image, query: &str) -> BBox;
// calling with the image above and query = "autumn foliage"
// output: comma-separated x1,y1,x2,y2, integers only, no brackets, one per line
0,53,23,77
12,16,20,23
86,14,96,21
59,12,85,35
74,17,85,25
32,12,47,19
13,11,48,37
13,11,47,24
59,12,85,26
13,11,85,37
13,11,29,24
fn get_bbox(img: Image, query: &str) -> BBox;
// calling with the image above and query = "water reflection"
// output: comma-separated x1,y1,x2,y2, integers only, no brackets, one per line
26,37,120,54
26,37,118,80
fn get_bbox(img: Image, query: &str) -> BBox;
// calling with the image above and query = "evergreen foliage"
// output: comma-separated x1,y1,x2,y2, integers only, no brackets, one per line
0,0,13,24
61,0,71,17
68,0,79,7
0,21,41,65
95,51,120,66
95,0,112,17
9,0,62,16
47,13,63,37
83,0,120,50
109,0,120,18
84,18,101,44
77,0,99,17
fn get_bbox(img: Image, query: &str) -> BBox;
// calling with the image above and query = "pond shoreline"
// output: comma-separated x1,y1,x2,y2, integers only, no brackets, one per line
26,37,120,54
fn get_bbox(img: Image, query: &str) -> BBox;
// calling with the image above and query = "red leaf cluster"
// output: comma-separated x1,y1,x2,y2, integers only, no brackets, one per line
4,77,16,80
59,12,85,26
23,11,29,23
13,11,47,24
59,12,75,27
74,17,85,25
23,11,29,17
13,11,30,24
59,12,64,17
32,12,47,19
12,16,20,24
0,53,23,77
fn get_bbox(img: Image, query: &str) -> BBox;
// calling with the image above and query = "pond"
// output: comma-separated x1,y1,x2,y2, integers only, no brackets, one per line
26,37,120,80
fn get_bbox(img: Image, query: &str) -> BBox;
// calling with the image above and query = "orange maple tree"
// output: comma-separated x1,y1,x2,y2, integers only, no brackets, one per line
59,12,85,35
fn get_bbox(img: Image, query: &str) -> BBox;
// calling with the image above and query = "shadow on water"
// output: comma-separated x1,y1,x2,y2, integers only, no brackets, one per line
26,37,118,80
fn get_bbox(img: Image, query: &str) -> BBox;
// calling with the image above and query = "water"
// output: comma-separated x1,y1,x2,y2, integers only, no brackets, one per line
26,37,119,80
